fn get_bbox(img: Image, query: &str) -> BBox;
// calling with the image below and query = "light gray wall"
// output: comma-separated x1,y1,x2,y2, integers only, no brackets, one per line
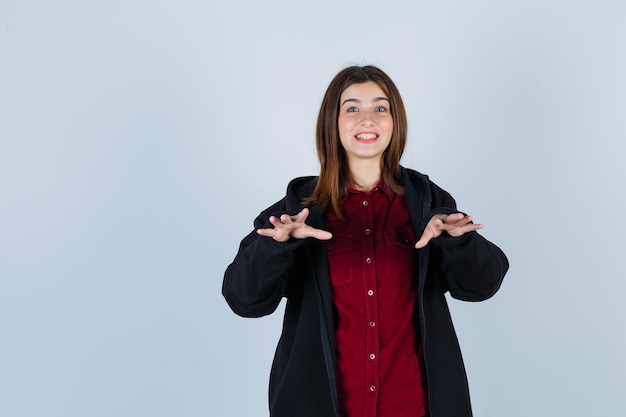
1,1,624,416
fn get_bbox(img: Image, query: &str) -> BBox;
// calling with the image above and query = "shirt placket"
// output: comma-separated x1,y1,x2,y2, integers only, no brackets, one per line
360,194,379,417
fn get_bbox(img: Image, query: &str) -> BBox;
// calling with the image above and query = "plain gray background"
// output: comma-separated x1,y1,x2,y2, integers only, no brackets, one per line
1,1,625,416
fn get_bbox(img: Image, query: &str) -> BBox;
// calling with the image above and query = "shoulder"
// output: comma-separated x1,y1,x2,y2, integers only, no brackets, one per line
287,176,318,194
265,176,317,213
401,166,429,186
401,166,434,196
286,176,318,200
252,176,318,228
400,166,455,206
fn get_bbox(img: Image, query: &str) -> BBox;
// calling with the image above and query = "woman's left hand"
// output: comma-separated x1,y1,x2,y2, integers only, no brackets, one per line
414,213,483,249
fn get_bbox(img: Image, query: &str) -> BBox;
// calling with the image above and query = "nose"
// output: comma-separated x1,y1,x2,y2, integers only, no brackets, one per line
359,111,375,126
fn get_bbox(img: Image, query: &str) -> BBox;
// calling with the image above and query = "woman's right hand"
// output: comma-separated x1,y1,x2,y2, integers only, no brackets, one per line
256,208,333,242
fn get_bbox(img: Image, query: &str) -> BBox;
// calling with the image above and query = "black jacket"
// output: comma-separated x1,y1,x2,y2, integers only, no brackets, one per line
223,167,509,417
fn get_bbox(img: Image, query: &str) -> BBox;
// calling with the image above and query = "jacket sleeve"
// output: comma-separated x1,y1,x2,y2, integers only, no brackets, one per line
427,183,509,302
222,200,308,317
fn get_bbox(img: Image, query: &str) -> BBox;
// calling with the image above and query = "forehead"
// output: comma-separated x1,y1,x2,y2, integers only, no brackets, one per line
340,81,387,101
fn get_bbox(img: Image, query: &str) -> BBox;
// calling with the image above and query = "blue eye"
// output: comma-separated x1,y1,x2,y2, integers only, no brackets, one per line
375,106,387,112
347,107,358,113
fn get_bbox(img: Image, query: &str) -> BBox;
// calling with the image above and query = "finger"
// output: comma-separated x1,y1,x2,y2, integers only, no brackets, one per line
258,226,291,242
441,215,474,231
262,216,291,241
306,227,333,241
447,222,484,237
455,215,474,226
269,216,284,227
439,213,464,227
414,236,430,249
460,223,483,232
414,228,435,249
257,227,277,238
293,207,310,223
279,208,311,225
445,212,465,222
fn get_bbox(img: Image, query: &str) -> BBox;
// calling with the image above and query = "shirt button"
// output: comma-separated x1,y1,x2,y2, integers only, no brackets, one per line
365,257,372,264
370,353,376,360
362,201,368,206
370,385,376,392
369,321,376,327
365,228,371,235
367,290,374,296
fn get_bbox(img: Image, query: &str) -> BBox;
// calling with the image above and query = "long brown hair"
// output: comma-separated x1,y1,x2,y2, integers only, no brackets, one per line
303,65,408,218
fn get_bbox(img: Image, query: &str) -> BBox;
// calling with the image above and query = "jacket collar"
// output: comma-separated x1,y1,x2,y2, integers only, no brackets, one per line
285,166,431,227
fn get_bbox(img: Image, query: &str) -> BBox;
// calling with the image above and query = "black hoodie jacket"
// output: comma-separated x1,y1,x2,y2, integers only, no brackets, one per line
223,167,509,417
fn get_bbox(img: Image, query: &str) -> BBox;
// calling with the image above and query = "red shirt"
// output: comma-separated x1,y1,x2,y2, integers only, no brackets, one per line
325,183,428,417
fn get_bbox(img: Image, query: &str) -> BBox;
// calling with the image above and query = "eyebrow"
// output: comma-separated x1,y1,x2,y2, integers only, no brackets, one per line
341,97,390,106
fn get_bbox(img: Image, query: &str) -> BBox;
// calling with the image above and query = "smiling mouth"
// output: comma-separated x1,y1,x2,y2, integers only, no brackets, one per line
355,133,378,141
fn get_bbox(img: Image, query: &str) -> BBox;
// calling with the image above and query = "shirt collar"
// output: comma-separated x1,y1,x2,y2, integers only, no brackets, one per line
345,178,394,201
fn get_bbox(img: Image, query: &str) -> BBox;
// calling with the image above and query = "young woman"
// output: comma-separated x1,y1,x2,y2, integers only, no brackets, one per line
223,65,509,417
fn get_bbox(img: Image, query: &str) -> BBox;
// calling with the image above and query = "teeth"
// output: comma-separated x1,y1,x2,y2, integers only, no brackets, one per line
356,134,377,140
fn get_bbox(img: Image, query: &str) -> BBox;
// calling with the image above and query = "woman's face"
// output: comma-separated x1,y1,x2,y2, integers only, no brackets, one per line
337,81,393,165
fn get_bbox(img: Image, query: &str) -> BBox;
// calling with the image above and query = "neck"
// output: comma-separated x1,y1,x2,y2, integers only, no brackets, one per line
347,158,382,192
